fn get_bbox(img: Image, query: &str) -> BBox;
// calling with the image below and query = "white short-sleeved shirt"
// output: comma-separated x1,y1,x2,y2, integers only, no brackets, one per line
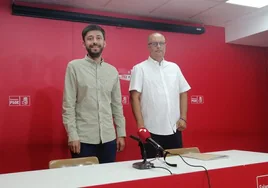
129,56,191,135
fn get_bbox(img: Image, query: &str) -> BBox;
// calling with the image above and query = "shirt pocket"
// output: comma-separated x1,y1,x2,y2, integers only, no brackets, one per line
100,78,115,92
166,74,178,91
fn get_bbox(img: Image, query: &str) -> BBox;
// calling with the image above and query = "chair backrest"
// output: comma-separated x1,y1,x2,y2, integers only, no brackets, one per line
165,147,200,156
49,156,99,169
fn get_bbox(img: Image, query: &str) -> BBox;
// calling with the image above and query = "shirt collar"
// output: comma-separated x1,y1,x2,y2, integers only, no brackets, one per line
84,54,104,65
148,56,165,66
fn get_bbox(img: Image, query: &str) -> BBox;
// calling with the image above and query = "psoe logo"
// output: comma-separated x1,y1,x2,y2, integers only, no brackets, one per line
257,175,268,188
9,96,31,106
191,95,204,104
122,95,129,105
259,185,268,188
118,68,132,81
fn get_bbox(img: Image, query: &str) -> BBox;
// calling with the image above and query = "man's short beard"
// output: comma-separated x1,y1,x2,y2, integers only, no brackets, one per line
88,50,102,58
87,47,103,59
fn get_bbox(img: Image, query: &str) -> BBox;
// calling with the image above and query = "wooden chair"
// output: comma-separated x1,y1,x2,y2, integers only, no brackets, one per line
165,147,200,156
49,156,99,169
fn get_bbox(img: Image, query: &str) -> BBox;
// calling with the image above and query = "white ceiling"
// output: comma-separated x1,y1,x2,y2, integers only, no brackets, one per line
17,0,268,47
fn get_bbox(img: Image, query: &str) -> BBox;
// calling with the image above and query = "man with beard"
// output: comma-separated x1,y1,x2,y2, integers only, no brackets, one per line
129,33,191,158
62,24,126,163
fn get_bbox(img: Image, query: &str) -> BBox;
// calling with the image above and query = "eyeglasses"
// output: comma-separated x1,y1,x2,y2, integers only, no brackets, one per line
148,42,166,47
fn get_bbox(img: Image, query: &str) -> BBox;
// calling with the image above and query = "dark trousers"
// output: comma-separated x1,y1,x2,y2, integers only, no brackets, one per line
140,131,183,159
71,139,117,163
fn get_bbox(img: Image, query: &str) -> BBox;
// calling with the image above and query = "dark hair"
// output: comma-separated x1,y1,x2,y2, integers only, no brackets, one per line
82,24,106,41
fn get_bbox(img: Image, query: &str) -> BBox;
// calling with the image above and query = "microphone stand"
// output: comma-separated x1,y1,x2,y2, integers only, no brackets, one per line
130,135,154,170
146,141,177,168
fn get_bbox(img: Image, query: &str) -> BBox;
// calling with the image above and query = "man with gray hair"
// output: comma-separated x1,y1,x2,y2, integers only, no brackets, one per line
129,32,191,158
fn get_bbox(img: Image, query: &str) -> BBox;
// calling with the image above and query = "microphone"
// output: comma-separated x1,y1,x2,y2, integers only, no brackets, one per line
137,128,177,168
129,135,154,170
129,135,141,142
138,128,164,152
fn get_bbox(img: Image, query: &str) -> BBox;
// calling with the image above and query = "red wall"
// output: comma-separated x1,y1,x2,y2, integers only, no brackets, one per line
0,0,267,174
266,47,268,129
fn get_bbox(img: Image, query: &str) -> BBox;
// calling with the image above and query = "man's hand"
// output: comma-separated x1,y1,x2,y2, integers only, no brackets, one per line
176,118,187,131
116,137,125,152
68,140,80,154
